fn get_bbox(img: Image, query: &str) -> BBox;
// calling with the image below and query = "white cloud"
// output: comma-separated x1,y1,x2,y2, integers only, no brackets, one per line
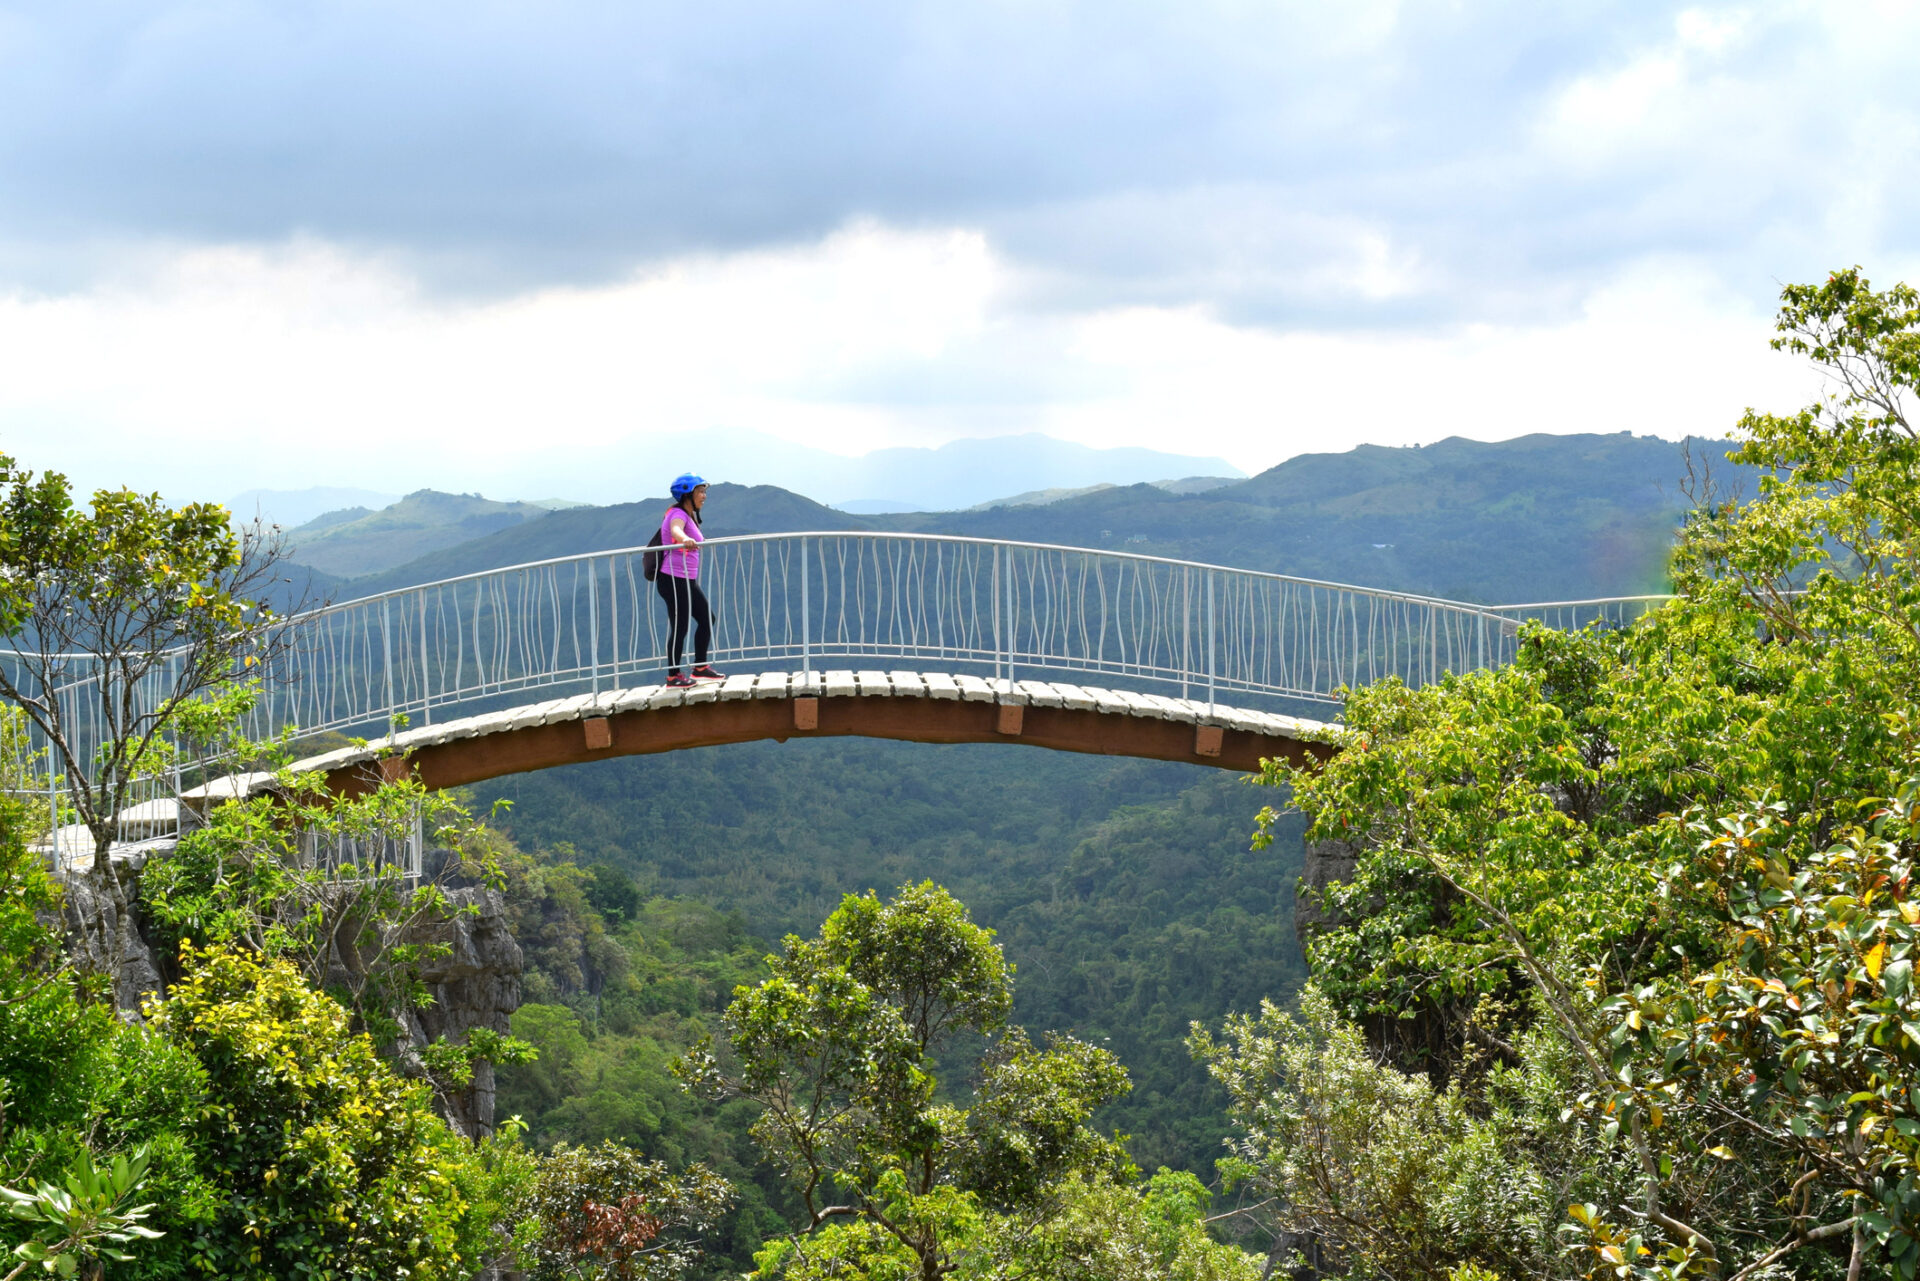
1,226,1825,506
1533,9,1752,172
1035,258,1817,461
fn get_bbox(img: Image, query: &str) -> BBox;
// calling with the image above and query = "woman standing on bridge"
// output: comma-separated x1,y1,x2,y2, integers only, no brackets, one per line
658,474,723,688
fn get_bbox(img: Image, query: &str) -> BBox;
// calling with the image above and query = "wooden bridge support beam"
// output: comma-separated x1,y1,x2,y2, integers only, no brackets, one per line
323,693,1333,799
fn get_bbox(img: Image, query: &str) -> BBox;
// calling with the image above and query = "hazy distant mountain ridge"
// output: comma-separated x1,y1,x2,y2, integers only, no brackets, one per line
287,489,560,578
871,433,1727,602
230,485,400,528
827,435,1243,509
577,428,1244,510
338,484,861,596
961,476,1239,512
319,432,1733,606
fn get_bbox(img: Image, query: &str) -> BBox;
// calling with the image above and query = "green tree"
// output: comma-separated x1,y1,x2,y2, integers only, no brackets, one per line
1590,781,1920,1276
136,944,474,1280
1190,987,1560,1279
986,1168,1260,1281
0,795,164,1280
0,458,299,1003
142,756,506,1018
679,882,1133,1281
1253,268,1920,1276
508,1141,732,1281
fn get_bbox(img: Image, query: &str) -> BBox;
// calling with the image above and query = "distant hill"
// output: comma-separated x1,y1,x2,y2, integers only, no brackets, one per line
230,485,400,528
967,483,1116,510
820,434,1245,510
965,476,1239,512
871,432,1735,602
321,433,1747,607
342,484,868,597
287,490,562,578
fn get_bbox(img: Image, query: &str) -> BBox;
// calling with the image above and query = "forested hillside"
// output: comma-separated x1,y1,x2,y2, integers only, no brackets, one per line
310,431,1734,604
325,431,1726,1208
875,431,1724,601
485,746,1307,1176
286,489,570,577
5,420,1820,1280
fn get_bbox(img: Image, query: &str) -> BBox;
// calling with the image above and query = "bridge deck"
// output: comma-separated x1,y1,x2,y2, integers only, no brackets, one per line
184,669,1341,808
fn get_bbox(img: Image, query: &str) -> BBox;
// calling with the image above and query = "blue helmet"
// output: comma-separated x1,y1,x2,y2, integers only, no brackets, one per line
670,473,706,499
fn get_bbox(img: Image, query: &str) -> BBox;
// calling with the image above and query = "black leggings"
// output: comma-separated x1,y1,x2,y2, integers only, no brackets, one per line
656,573,711,673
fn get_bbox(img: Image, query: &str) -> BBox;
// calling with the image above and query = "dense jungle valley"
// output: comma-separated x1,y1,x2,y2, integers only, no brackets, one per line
10,272,1920,1279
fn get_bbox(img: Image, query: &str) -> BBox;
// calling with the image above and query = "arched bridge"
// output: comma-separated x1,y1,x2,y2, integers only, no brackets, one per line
15,532,1664,861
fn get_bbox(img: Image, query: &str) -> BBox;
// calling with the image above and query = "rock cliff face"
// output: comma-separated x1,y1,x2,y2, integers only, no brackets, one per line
65,863,524,1137
60,859,165,1013
1292,837,1361,954
405,886,525,1139
1294,834,1456,1083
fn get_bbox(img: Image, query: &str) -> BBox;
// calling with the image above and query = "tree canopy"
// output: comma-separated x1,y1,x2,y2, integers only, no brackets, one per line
1254,267,1920,1277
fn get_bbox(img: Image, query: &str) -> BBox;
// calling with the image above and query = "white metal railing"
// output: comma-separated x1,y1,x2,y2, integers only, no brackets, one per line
231,533,1666,738
4,533,1672,868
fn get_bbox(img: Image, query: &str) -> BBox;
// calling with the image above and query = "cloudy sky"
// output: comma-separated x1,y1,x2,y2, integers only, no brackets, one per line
1,1,1915,503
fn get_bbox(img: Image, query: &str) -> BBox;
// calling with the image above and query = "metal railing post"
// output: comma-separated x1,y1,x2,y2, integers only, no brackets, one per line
410,804,424,880
418,590,432,724
992,544,1003,684
1182,566,1191,700
1206,570,1216,713
47,744,59,873
800,539,811,676
1004,547,1015,686
380,599,395,739
588,559,600,697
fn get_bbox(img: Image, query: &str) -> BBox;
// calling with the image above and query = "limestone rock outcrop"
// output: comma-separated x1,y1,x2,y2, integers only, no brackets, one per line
1292,836,1362,954
60,859,524,1137
406,886,525,1139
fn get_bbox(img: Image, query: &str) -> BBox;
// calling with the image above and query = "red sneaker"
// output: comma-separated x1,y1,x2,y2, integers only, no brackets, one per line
691,665,726,682
665,672,696,688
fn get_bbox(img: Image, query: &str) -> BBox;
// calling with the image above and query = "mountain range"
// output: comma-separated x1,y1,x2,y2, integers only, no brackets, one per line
283,490,586,578
288,432,1734,606
250,427,1753,1184
242,431,1243,524
466,428,1748,1179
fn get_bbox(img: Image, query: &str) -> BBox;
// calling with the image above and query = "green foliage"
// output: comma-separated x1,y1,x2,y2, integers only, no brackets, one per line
1578,779,1920,1275
954,1028,1132,1208
1191,986,1565,1279
509,1141,733,1281
0,458,287,858
0,817,508,1281
1257,269,1920,1277
497,755,1307,1174
0,1146,162,1281
683,883,1132,1280
141,761,507,1044
584,863,643,927
983,1169,1261,1281
138,944,474,1280
0,796,119,1145
440,1121,543,1276
490,846,791,1275
484,829,632,1013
